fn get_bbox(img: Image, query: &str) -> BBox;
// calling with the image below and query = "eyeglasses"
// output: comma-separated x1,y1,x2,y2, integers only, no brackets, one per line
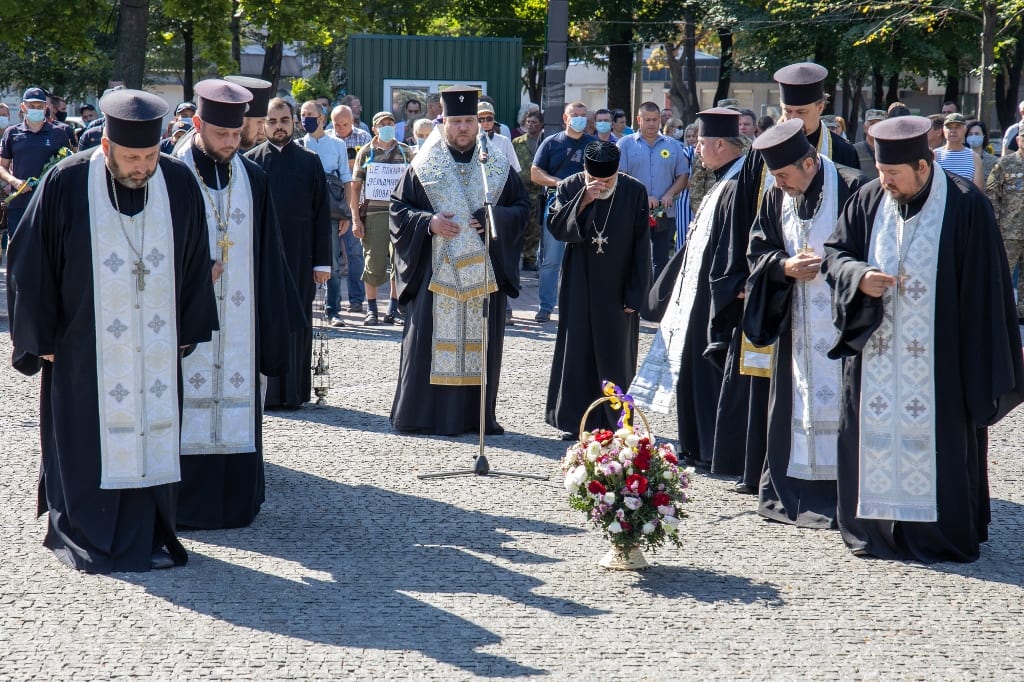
478,116,494,122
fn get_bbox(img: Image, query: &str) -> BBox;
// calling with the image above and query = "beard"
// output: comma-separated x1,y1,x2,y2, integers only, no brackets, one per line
268,128,291,145
107,156,155,190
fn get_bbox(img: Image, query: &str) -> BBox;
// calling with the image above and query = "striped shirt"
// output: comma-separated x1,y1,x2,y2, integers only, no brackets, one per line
934,147,975,181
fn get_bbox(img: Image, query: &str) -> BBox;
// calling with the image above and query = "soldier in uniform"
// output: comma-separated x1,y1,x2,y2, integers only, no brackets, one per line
986,127,1024,322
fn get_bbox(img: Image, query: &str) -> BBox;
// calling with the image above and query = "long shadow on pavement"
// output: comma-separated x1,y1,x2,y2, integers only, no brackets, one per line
919,497,1024,588
634,566,785,606
117,462,604,677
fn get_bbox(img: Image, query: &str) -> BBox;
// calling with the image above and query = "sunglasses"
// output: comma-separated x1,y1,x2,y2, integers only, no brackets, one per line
478,116,494,122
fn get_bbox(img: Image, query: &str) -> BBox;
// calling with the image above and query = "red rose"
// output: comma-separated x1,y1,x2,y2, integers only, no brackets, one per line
588,480,607,495
620,521,632,532
653,492,671,507
633,451,652,471
648,214,657,229
593,429,614,444
625,474,648,495
663,451,678,465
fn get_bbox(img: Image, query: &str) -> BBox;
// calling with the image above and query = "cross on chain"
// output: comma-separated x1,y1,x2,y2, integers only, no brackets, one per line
591,234,608,254
131,259,150,292
217,233,235,262
896,268,910,296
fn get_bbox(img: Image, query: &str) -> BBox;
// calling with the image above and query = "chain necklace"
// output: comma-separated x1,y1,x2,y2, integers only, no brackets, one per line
788,179,824,254
591,187,616,254
193,154,236,262
108,171,150,292
891,200,922,296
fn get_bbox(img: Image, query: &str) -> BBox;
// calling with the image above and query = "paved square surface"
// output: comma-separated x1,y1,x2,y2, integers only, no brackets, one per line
1,266,1022,680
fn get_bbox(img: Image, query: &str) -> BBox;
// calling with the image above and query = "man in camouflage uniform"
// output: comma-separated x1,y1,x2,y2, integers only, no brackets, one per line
986,128,1024,321
512,109,545,270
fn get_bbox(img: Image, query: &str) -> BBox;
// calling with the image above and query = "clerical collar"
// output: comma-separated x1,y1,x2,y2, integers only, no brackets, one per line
191,137,232,188
105,166,146,217
797,162,824,220
897,167,934,220
806,125,822,148
447,143,476,164
712,156,742,180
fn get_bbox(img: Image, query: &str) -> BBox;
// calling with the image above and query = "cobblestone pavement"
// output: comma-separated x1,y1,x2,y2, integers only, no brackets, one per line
2,263,1023,680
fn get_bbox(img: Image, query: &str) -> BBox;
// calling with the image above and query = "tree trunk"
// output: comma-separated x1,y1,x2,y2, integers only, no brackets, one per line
712,27,733,105
182,20,195,103
942,53,960,107
231,0,241,69
995,38,1024,130
521,54,544,105
261,41,284,94
977,1,996,126
607,28,634,114
843,73,865,141
885,72,900,105
112,0,149,89
872,68,884,109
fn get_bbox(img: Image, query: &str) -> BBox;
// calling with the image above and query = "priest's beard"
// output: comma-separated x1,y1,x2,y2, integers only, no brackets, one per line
107,157,156,190
241,119,266,149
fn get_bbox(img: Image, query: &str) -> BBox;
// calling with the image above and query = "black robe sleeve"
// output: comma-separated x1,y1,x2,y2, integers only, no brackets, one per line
706,180,744,363
742,189,792,346
547,173,589,244
642,246,684,323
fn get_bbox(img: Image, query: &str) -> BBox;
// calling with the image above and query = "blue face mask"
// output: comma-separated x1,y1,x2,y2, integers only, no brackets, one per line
301,116,320,134
377,125,396,143
569,116,587,133
966,134,984,149
25,108,45,124
595,121,612,134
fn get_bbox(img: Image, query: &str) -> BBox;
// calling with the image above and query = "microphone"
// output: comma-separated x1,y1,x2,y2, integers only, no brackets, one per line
479,133,489,163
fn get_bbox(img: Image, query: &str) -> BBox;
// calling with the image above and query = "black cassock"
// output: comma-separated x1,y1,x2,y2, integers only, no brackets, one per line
822,173,1024,562
389,145,529,436
7,152,218,572
645,163,739,465
545,172,652,434
743,163,864,527
178,143,305,530
246,141,332,408
712,126,860,484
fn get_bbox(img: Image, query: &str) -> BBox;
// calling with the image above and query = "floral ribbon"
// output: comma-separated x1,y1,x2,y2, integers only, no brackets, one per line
601,380,635,430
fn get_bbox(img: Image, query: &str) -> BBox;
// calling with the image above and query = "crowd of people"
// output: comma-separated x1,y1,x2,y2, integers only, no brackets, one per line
3,63,1024,574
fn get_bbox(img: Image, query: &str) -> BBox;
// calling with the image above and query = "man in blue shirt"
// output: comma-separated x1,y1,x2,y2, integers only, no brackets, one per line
617,101,690,279
530,100,596,322
0,88,74,235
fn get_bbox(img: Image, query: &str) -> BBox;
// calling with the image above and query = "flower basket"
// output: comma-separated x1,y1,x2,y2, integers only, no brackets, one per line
562,383,692,570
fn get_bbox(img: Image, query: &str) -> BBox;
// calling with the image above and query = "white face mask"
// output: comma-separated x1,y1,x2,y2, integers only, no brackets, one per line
0,116,9,128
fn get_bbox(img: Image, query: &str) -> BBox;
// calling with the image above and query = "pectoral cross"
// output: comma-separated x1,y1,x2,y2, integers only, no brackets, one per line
217,233,235,263
132,259,150,292
896,266,909,296
592,234,608,254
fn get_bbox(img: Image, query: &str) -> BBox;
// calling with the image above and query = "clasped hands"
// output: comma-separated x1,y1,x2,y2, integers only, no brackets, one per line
430,211,486,238
783,251,822,282
858,270,897,298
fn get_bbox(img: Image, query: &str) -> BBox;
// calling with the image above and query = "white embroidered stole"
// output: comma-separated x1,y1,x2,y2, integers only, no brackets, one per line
781,157,841,480
743,125,834,375
88,149,180,489
858,163,946,521
176,147,258,455
411,131,510,385
630,156,744,413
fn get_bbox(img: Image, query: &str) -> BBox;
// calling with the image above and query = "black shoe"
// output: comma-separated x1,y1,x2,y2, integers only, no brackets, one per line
535,309,551,323
383,312,403,325
364,311,380,326
683,455,709,470
350,302,364,313
731,480,758,495
150,550,176,570
485,423,505,435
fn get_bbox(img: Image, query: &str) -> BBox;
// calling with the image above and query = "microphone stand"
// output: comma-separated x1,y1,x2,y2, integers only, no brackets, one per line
418,136,548,481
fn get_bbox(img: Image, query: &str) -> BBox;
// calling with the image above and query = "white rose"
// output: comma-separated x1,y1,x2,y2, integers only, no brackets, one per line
586,441,602,461
564,465,587,492
657,505,675,516
607,521,623,533
642,521,656,534
602,492,616,505
623,495,642,510
615,427,632,440
625,433,640,448
662,515,680,530
663,470,675,480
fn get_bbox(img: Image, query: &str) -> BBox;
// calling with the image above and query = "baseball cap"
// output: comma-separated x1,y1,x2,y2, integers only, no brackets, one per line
372,111,396,126
864,109,886,122
23,87,48,103
175,101,197,115
943,113,966,126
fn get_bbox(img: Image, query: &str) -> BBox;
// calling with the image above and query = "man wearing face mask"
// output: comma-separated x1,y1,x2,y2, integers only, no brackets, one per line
246,98,333,409
350,111,412,325
47,94,78,149
0,88,74,237
513,110,545,271
594,108,617,143
530,101,596,322
225,76,273,153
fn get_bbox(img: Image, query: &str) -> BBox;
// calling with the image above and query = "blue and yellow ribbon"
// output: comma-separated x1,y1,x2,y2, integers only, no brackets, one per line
601,380,635,430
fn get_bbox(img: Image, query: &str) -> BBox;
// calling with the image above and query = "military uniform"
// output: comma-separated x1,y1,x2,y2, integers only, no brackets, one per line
986,151,1024,318
687,153,717,215
513,133,543,269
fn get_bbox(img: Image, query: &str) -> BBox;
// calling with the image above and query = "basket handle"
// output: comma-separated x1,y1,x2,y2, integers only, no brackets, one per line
578,395,652,442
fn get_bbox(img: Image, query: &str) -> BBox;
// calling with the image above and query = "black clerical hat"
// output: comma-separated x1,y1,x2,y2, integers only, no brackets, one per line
194,79,252,129
224,76,273,118
774,62,828,106
697,107,740,138
870,116,933,165
584,140,620,178
752,118,813,170
441,85,479,118
98,89,169,148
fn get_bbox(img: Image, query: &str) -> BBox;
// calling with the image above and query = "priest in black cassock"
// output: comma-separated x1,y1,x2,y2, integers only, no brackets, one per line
246,97,332,409
7,90,218,572
545,141,651,437
630,108,745,468
225,75,272,153
710,62,861,495
174,79,304,529
743,119,866,528
821,116,1024,562
389,85,529,436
